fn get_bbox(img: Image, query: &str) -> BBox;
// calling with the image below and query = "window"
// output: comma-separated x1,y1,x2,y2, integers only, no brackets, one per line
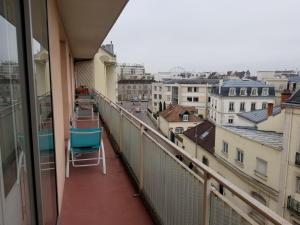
154,86,157,91
222,141,228,154
251,88,258,96
240,102,245,111
187,97,193,102
208,97,211,102
262,88,269,96
188,87,193,92
166,86,171,91
159,87,162,91
183,114,189,121
262,102,267,109
194,87,199,92
154,94,157,99
175,127,184,134
229,102,234,112
240,88,247,96
296,177,300,193
159,94,162,99
256,158,267,176
193,97,199,102
202,156,209,166
214,100,217,109
236,149,244,164
228,116,234,124
251,102,256,111
167,95,171,101
154,102,157,106
229,88,236,96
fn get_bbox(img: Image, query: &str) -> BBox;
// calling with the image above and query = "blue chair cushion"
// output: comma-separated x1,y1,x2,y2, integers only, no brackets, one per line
70,128,102,150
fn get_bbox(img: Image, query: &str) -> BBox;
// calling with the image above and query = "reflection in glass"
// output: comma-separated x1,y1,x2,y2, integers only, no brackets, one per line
31,0,58,224
0,1,32,224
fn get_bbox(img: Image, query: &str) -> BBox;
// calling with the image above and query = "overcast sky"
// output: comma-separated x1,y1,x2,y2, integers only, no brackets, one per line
105,0,300,74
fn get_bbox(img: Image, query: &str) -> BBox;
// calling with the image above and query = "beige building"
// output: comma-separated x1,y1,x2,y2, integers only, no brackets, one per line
262,77,288,105
158,105,201,141
151,78,218,118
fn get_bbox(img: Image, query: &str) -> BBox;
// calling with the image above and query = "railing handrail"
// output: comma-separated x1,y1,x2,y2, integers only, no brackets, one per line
94,89,291,225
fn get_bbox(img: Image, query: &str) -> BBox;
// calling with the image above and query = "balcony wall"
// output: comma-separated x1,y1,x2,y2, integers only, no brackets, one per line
94,91,291,225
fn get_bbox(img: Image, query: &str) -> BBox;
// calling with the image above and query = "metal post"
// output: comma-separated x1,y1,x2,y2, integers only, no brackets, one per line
203,171,212,225
139,124,144,192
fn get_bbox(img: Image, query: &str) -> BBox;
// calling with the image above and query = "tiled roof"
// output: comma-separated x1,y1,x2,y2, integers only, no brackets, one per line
118,79,154,84
223,126,283,150
183,120,215,154
286,89,300,105
238,107,281,124
221,80,272,88
163,78,219,85
159,105,201,123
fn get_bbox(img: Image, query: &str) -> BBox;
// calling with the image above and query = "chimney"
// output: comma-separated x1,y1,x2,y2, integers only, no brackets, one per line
267,103,274,117
281,89,292,104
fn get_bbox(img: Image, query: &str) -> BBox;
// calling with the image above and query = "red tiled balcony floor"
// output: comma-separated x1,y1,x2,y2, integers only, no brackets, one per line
60,120,155,225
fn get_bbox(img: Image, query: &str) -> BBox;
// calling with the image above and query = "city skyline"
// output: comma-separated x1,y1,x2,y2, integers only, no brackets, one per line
105,0,300,73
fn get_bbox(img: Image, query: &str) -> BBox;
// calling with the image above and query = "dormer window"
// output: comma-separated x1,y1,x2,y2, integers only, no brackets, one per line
240,88,247,96
183,114,189,121
229,88,236,96
262,88,269,96
251,88,258,96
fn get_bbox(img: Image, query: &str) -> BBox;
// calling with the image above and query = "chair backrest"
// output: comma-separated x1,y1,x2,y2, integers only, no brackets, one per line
70,128,102,148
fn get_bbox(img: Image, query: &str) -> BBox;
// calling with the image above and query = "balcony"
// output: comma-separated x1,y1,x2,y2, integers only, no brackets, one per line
295,152,300,166
61,91,291,225
287,196,300,216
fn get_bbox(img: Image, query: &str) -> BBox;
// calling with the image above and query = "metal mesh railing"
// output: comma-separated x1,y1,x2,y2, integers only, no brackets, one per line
94,90,291,225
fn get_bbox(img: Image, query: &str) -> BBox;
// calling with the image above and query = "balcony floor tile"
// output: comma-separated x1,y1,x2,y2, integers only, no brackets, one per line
60,121,154,225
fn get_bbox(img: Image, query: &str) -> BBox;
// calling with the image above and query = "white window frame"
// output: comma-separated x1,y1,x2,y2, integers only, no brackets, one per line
222,141,228,154
182,114,189,121
255,158,267,177
251,88,258,96
240,102,245,111
262,88,269,96
229,88,236,96
236,149,244,164
188,87,193,92
240,88,247,96
175,127,184,134
228,117,234,124
296,177,300,193
229,102,234,112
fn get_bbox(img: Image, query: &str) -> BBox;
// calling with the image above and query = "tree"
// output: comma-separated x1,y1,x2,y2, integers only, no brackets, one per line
163,101,166,110
159,101,163,112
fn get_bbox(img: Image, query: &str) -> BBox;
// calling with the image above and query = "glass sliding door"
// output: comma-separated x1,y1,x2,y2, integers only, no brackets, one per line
30,0,58,224
0,0,35,224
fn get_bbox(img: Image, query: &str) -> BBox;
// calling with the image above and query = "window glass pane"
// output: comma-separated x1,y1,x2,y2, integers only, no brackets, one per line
0,1,33,224
31,0,58,223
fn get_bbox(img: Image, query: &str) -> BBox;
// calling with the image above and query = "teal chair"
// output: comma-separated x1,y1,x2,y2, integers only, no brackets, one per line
66,127,106,177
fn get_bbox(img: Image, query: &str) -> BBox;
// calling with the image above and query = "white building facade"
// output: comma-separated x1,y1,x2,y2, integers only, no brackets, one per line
209,80,276,125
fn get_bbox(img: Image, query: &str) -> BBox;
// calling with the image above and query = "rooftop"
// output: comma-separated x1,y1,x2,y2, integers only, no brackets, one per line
118,79,154,84
222,126,283,150
288,76,300,83
183,120,215,154
238,106,281,124
286,89,300,105
159,105,201,123
162,78,219,85
221,79,272,88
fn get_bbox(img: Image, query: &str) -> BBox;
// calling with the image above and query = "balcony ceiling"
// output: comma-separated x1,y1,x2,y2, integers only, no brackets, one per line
57,0,128,59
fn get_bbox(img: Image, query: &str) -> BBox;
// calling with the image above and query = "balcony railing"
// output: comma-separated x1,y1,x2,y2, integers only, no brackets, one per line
295,152,300,166
287,196,300,216
94,90,291,225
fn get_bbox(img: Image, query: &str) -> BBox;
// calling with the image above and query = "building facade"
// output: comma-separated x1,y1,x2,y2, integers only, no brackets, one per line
209,79,276,125
117,64,153,80
151,78,218,118
117,79,154,101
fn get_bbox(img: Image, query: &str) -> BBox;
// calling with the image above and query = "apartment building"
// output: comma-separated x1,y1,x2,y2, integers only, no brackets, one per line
287,76,300,92
209,79,276,125
151,78,218,118
117,79,153,101
158,105,201,141
118,64,154,80
262,77,288,105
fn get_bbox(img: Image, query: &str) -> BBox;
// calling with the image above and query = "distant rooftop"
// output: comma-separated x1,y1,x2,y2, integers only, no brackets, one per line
118,79,154,84
162,78,219,85
183,120,215,154
238,106,281,124
286,89,300,105
288,76,300,83
223,126,283,150
221,79,272,88
159,105,201,123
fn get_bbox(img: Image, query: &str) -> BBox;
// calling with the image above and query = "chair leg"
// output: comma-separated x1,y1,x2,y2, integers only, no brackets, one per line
101,139,106,175
66,141,70,178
